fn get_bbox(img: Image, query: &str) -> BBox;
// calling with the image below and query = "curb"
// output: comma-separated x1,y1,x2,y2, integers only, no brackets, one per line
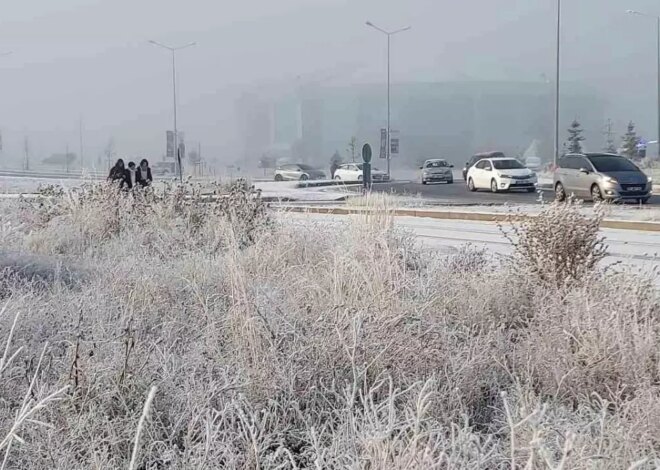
279,205,660,232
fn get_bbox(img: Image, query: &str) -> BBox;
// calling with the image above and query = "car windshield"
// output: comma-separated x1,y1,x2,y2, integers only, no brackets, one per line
425,160,449,168
588,155,639,172
492,159,524,170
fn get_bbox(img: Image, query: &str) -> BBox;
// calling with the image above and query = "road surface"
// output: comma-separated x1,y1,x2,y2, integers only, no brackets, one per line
283,212,660,276
370,180,659,205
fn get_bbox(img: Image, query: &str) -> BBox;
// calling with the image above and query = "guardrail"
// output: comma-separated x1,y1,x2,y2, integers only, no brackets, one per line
0,169,106,180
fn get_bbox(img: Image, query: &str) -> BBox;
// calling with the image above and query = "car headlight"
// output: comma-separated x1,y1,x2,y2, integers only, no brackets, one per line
499,174,513,179
648,176,653,183
605,177,618,185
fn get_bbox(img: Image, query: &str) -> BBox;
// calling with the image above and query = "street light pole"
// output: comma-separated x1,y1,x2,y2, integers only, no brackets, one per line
149,40,196,180
366,21,411,178
554,0,561,167
627,10,660,156
656,15,659,157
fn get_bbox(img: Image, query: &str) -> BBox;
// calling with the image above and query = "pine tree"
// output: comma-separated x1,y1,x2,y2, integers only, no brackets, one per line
566,119,585,154
621,121,640,159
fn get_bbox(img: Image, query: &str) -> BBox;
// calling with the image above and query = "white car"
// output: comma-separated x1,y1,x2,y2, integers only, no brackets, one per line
333,163,390,182
466,157,537,193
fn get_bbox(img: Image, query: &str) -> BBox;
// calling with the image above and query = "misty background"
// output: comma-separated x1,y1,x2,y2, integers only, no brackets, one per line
1,0,658,171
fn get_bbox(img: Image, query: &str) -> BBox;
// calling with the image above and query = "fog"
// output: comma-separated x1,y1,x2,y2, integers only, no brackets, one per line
1,0,659,169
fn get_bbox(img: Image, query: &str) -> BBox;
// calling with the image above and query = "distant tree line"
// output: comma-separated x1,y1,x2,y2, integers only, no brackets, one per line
563,119,648,161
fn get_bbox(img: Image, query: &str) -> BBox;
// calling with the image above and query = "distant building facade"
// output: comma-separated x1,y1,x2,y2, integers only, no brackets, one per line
235,81,607,168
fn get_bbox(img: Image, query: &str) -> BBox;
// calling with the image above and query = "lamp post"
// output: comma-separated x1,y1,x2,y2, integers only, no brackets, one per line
149,40,196,180
366,21,410,178
554,0,561,167
627,10,660,157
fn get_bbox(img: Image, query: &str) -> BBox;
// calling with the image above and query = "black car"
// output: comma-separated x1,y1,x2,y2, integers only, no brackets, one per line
462,151,505,181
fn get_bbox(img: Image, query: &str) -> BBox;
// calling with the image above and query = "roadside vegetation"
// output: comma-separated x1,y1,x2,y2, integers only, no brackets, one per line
0,184,659,469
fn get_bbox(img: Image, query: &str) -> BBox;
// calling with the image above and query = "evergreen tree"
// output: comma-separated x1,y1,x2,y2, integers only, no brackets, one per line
566,119,585,154
621,121,640,159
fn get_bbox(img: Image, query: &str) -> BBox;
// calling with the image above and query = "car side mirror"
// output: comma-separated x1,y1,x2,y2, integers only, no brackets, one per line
579,168,590,174
450,164,454,168
419,166,423,170
485,167,492,172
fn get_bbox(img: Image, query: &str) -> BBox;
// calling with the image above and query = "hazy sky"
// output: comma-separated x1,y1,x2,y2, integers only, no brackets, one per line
1,0,659,165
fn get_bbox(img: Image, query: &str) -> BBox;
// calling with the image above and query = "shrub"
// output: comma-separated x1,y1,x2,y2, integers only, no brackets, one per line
501,199,608,288
1,190,659,468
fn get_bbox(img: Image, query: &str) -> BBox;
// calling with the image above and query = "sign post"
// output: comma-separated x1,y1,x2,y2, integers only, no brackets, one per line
379,129,387,159
362,143,372,191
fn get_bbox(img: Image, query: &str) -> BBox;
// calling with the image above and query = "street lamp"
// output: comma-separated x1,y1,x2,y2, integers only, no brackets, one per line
366,21,411,178
149,40,196,181
554,0,561,167
627,9,660,157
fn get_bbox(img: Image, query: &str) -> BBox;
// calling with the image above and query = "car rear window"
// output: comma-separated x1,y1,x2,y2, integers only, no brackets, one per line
492,159,524,170
425,161,449,168
588,155,639,172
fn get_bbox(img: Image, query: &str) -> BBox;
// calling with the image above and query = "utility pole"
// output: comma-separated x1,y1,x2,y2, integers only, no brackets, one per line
65,144,70,173
366,21,411,179
23,136,29,171
554,0,562,168
149,40,196,182
79,116,84,171
603,118,616,152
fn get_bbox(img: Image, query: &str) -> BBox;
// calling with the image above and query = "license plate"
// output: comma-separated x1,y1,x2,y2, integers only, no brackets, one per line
628,187,642,191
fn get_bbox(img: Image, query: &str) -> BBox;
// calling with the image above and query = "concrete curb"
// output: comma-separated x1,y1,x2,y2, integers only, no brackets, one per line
279,205,660,232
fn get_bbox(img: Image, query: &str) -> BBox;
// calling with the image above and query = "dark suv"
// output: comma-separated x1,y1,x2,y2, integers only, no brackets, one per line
554,153,652,203
462,151,505,181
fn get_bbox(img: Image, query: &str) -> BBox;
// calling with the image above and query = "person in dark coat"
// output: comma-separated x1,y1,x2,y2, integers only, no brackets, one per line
136,159,153,187
108,159,131,189
330,161,339,179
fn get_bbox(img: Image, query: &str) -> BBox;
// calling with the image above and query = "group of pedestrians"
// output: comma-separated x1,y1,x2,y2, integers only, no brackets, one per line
108,158,153,189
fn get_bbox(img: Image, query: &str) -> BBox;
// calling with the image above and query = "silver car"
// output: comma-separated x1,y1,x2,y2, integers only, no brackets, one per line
420,159,454,184
274,163,326,181
554,153,652,203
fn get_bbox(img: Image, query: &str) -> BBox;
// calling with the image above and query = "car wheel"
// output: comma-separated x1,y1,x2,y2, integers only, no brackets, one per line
591,184,603,202
447,179,453,184
422,179,427,185
300,174,309,181
467,178,477,192
274,174,283,182
490,179,499,193
526,187,536,193
334,175,342,181
640,197,651,204
358,175,363,181
555,182,566,201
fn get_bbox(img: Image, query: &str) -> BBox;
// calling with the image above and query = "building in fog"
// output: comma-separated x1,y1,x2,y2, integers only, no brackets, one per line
235,81,607,169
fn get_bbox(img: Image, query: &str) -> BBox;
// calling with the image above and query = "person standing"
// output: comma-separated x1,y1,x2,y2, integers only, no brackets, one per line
136,159,153,187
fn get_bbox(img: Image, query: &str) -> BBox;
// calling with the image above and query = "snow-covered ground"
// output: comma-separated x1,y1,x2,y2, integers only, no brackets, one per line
253,181,351,201
0,176,357,203
282,211,660,278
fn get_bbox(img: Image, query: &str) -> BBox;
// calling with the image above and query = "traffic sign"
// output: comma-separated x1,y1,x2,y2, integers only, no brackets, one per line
362,143,372,163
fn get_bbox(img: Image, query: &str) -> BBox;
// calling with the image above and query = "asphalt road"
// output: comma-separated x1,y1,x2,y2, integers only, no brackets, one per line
371,180,660,205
